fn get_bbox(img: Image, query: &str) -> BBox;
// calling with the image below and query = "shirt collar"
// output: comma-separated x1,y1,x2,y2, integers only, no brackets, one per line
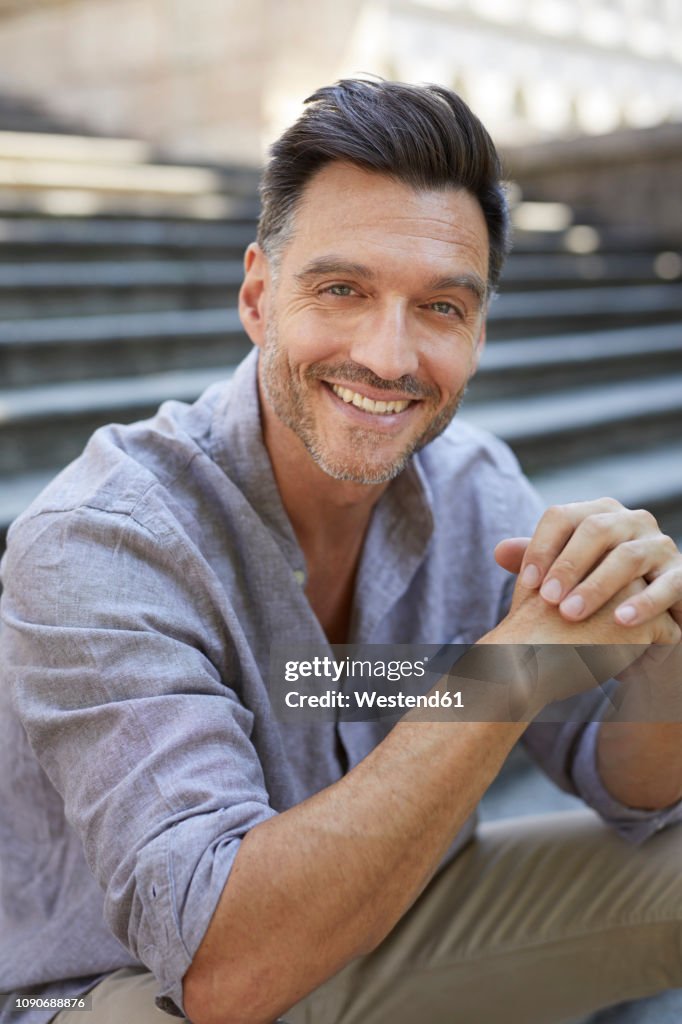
210,347,305,572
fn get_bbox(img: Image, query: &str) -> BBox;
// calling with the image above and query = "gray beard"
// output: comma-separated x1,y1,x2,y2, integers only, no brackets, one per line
259,322,467,485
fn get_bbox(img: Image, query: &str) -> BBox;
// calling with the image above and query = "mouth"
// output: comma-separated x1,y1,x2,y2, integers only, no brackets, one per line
328,382,414,416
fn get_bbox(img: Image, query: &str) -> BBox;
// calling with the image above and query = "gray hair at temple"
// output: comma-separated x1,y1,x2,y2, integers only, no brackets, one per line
257,77,511,295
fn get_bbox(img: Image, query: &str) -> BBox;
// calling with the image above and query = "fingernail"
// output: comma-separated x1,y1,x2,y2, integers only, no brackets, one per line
540,578,562,602
615,604,638,624
561,594,585,618
521,564,540,588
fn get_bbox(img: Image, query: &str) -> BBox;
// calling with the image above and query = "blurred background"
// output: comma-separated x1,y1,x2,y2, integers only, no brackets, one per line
0,4,681,1019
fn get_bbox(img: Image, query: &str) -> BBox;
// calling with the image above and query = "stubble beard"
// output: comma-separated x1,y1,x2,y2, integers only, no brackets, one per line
259,320,468,485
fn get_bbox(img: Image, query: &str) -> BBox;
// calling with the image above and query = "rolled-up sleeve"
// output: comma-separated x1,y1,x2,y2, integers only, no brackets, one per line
2,505,277,1016
570,720,682,845
523,694,682,845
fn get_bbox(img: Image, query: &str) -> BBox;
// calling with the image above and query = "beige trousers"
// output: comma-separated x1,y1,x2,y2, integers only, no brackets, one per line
53,810,682,1024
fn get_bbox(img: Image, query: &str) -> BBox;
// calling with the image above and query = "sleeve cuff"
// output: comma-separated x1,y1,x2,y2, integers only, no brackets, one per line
571,721,682,845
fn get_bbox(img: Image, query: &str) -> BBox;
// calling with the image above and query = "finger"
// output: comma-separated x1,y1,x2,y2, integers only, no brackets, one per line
520,498,624,591
542,511,657,610
614,561,682,629
548,525,663,618
494,537,530,575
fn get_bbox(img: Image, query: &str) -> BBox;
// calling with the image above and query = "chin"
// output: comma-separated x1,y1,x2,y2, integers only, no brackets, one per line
308,443,413,486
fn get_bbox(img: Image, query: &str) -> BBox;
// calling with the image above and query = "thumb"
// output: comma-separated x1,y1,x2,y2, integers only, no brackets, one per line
494,537,531,575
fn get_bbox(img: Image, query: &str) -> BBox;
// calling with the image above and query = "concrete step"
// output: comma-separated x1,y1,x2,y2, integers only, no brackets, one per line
0,130,152,166
460,374,682,475
531,442,682,541
488,283,682,339
509,225,682,257
499,250,681,291
0,148,260,217
0,365,235,474
0,308,248,386
0,259,244,318
469,323,682,401
0,92,95,136
0,216,257,260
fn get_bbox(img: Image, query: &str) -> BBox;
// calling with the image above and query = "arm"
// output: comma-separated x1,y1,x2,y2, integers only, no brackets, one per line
597,642,682,810
596,722,682,810
184,580,676,1024
184,716,524,1024
496,498,682,820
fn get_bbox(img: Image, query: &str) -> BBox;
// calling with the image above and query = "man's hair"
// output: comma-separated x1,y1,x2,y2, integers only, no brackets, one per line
257,77,510,293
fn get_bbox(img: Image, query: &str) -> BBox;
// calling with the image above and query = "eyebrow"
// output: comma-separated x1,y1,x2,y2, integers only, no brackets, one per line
427,274,488,308
295,257,488,307
295,257,377,282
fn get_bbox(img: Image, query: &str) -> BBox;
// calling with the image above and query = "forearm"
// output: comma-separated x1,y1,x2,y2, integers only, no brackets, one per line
596,722,682,810
183,715,525,1024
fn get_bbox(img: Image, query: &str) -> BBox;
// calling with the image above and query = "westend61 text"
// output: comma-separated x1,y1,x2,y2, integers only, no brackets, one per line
284,690,463,709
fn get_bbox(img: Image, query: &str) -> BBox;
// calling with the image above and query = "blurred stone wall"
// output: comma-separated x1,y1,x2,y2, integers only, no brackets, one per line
0,0,365,164
0,0,680,175
503,121,682,242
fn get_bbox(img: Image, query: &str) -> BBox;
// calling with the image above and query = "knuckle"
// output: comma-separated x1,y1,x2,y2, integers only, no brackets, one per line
580,513,611,541
631,507,659,532
550,556,581,579
660,534,681,558
544,504,570,527
666,563,682,582
662,617,682,645
620,539,647,570
596,497,623,513
635,588,656,616
624,577,647,597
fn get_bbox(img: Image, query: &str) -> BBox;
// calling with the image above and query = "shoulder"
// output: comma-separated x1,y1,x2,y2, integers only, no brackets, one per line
7,379,233,547
416,417,546,537
420,416,528,482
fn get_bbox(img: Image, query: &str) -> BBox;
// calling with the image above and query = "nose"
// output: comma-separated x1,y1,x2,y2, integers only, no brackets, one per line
347,300,420,384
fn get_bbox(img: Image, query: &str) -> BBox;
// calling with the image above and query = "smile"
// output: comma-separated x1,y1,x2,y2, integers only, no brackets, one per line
330,384,412,415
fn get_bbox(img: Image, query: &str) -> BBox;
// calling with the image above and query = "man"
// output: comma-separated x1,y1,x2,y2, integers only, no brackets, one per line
1,79,681,1024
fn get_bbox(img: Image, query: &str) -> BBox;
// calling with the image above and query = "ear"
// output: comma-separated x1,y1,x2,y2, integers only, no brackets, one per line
238,242,271,349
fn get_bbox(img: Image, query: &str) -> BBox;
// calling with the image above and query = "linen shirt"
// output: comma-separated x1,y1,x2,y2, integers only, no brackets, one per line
1,349,680,1023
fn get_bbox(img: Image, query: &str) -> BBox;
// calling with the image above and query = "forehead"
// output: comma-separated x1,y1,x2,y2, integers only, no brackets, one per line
281,161,489,284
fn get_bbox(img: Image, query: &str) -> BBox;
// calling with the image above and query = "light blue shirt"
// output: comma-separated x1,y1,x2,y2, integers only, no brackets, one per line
1,349,680,1022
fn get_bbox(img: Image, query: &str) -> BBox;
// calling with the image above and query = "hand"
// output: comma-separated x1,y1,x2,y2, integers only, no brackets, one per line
495,498,682,631
605,640,682,724
482,576,680,716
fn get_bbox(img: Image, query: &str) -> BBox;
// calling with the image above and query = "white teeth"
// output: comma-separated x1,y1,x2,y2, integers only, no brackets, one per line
331,384,410,415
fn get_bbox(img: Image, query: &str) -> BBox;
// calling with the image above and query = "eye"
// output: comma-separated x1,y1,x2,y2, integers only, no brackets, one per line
323,284,355,297
428,300,464,318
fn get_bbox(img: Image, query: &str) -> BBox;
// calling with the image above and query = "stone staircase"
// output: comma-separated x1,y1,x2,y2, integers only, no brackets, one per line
0,126,681,560
469,227,682,541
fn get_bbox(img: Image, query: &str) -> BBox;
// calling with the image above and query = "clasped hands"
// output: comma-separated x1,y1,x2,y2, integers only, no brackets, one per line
488,498,682,718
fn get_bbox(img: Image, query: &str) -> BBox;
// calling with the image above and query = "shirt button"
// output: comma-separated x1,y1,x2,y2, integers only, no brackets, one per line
293,569,306,586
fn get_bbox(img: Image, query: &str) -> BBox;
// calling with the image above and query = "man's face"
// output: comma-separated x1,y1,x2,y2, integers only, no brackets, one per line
248,162,490,485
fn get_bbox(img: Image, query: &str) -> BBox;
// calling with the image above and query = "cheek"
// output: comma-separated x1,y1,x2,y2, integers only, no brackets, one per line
281,312,348,365
425,347,477,401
